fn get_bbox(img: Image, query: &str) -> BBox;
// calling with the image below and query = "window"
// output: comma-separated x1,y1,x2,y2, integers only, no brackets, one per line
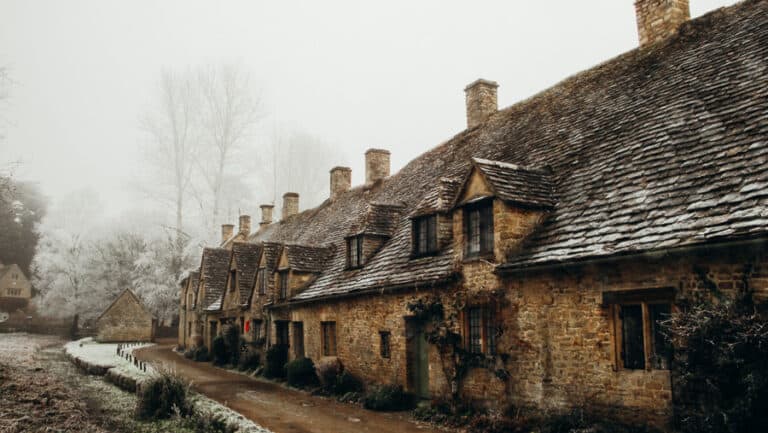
240,316,245,334
380,331,391,358
278,270,289,300
412,215,438,256
464,306,497,355
293,322,305,358
228,270,237,291
258,268,267,295
321,321,337,356
251,319,262,341
464,201,494,257
187,293,194,309
276,321,290,346
188,322,192,337
607,294,673,371
6,288,21,296
347,236,364,268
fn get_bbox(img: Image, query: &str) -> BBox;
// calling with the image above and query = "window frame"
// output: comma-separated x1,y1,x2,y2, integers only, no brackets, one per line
412,214,438,257
277,270,289,300
464,200,494,258
346,236,364,269
257,267,267,295
228,269,237,292
275,321,290,347
610,300,673,371
321,321,337,356
293,321,305,358
463,305,497,355
380,330,391,358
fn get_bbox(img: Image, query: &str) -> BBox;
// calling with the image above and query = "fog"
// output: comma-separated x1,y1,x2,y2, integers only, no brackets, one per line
0,0,740,220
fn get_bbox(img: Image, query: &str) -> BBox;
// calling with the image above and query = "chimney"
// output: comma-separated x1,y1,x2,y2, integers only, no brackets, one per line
282,193,299,220
365,149,390,185
260,204,274,228
635,0,690,47
330,166,352,200
221,224,234,244
464,79,498,129
238,215,251,237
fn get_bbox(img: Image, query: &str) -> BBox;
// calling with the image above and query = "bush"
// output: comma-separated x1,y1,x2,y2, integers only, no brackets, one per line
662,292,768,433
136,371,190,420
237,349,260,371
222,325,241,365
184,348,195,359
363,384,415,411
316,357,343,391
286,357,319,388
192,346,210,362
211,335,228,366
264,344,288,378
335,370,363,394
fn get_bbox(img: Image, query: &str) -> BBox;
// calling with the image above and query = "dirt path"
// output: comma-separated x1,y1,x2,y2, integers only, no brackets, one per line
135,342,445,433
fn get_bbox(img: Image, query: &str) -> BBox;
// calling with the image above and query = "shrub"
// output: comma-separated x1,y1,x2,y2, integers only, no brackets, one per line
183,348,195,359
316,357,343,391
211,335,228,366
287,357,319,388
136,371,190,420
222,325,241,365
237,349,260,371
363,384,415,411
192,346,210,362
335,370,363,394
662,292,768,433
264,345,288,378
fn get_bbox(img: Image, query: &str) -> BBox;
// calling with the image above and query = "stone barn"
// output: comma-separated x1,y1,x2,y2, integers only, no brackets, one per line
96,289,155,342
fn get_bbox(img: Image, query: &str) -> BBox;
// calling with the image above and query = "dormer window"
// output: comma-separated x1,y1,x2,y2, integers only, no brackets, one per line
412,215,437,256
278,270,289,300
465,200,494,257
347,236,364,268
257,267,267,295
228,269,237,291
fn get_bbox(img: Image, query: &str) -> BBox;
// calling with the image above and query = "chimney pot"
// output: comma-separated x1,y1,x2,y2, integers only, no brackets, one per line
365,149,390,185
221,224,234,244
260,204,274,227
282,193,299,220
238,215,251,237
635,0,690,47
330,166,352,200
464,79,498,129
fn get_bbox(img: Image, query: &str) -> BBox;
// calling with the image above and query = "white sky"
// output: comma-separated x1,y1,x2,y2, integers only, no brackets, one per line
0,0,742,218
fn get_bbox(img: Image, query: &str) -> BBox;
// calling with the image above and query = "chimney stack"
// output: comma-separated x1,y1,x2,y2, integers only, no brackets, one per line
282,193,299,220
260,204,274,228
330,166,352,200
635,0,690,47
221,224,234,244
365,149,390,185
238,215,251,237
465,79,498,129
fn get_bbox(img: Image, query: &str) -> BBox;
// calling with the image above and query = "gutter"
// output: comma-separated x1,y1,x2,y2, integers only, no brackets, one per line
496,235,768,276
268,273,460,309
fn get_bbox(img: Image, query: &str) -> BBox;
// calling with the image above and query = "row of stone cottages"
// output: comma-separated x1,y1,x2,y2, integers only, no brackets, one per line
179,0,768,427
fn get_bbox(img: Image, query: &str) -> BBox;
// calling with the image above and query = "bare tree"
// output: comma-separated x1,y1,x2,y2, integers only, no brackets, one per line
196,65,262,232
140,70,199,275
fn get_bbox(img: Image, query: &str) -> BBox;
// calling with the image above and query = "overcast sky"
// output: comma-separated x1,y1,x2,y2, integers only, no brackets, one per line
0,0,741,218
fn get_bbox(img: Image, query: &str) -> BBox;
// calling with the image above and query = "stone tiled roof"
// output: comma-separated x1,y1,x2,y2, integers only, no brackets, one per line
282,244,335,273
253,1,768,300
466,158,555,209
200,247,232,311
231,242,262,307
411,178,462,217
351,203,405,237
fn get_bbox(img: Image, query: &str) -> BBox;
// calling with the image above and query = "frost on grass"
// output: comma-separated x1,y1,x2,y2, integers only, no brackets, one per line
190,393,272,433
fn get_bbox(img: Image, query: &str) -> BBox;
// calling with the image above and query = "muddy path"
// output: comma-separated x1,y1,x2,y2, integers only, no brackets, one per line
136,342,446,433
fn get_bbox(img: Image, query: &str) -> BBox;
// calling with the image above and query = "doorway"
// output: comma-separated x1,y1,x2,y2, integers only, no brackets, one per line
405,318,429,399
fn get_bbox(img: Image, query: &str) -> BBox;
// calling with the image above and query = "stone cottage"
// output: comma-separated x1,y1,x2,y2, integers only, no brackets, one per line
179,0,768,427
0,263,33,312
96,289,155,342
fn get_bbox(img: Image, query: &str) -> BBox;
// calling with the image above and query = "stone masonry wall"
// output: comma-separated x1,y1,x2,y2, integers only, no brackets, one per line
97,293,154,343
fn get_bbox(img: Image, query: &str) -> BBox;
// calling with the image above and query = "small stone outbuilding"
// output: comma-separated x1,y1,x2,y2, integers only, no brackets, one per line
96,289,155,342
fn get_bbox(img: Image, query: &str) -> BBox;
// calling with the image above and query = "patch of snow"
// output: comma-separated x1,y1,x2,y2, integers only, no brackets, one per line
190,394,271,433
64,337,155,380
